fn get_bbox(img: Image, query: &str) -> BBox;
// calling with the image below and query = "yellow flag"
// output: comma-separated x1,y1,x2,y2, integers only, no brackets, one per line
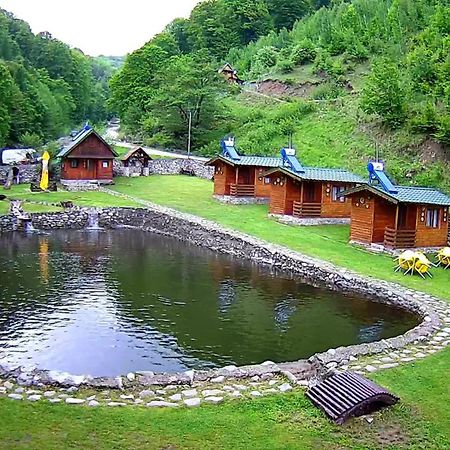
40,151,50,191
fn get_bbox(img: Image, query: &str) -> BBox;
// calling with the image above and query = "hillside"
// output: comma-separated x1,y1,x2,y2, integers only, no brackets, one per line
0,8,112,147
110,0,450,193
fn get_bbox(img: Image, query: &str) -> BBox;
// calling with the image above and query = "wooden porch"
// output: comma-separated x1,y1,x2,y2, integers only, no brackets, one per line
384,227,416,249
230,183,255,197
293,201,322,218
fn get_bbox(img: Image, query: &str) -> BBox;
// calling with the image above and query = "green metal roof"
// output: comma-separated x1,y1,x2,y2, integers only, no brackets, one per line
265,165,365,183
344,183,450,206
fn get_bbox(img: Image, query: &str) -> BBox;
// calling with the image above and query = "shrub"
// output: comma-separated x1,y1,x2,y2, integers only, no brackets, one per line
20,132,43,149
290,39,317,65
276,58,295,73
311,82,345,100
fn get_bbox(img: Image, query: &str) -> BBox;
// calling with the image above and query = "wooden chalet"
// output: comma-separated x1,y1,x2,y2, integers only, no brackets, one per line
218,63,244,84
264,149,364,219
58,125,117,184
120,147,152,176
343,162,450,249
206,138,281,199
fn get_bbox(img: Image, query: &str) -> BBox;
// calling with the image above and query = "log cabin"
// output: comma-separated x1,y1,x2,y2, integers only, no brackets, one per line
206,138,281,200
343,162,450,249
120,147,152,177
58,125,117,185
218,63,244,84
264,148,364,219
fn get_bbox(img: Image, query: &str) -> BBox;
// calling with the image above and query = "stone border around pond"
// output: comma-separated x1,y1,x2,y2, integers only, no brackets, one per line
0,203,449,406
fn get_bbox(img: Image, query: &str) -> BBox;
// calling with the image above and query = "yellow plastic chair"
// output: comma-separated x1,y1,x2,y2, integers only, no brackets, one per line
437,247,450,269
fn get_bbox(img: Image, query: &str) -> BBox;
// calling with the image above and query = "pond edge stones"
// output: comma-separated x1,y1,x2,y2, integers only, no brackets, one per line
0,203,449,407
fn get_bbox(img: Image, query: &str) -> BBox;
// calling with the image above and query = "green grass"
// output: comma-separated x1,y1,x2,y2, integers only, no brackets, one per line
1,175,450,448
111,176,450,301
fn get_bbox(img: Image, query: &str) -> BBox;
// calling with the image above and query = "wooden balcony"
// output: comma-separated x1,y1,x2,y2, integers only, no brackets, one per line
293,201,322,218
384,227,416,249
230,184,255,197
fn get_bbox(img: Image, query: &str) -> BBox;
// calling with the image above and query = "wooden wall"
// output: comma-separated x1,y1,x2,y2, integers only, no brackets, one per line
213,162,227,195
415,206,449,247
372,197,397,242
321,183,353,218
269,176,301,214
254,167,272,197
69,134,114,158
349,194,375,243
61,158,113,181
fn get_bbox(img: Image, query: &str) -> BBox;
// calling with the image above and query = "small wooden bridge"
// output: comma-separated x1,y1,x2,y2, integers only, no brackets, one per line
306,371,399,424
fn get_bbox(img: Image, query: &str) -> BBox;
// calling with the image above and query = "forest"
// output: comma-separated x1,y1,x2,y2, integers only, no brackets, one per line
110,0,450,191
0,8,114,148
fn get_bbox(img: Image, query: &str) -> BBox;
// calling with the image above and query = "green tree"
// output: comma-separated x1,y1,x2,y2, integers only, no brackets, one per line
361,58,406,127
265,0,312,31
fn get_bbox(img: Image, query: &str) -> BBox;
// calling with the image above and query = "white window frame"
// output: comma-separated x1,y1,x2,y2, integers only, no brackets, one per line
332,185,346,203
102,161,109,168
426,208,440,228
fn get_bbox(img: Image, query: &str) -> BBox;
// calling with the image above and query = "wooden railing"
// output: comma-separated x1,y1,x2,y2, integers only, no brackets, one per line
384,227,416,249
230,184,255,197
293,201,322,218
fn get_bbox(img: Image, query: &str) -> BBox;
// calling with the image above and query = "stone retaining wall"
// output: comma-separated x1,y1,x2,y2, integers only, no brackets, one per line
0,205,448,391
0,164,40,184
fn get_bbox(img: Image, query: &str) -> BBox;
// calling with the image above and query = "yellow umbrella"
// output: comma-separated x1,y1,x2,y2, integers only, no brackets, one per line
39,151,50,191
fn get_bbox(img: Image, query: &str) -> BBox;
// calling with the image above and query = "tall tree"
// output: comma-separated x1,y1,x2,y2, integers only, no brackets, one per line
265,0,312,31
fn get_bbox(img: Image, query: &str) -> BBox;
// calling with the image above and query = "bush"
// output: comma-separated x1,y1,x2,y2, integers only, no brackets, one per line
276,58,295,73
20,132,43,149
290,39,317,65
311,82,345,100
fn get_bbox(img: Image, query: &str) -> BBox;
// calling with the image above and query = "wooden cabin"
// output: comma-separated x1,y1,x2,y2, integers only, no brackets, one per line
264,149,364,219
120,147,152,177
206,138,280,199
343,162,450,249
58,126,117,184
218,63,244,84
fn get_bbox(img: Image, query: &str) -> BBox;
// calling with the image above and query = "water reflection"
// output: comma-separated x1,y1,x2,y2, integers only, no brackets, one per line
0,230,419,376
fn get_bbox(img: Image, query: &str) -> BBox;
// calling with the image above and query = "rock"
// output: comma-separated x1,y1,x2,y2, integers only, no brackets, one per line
86,395,96,401
250,376,260,382
147,401,179,408
222,386,234,392
66,386,78,394
379,363,399,369
88,400,100,407
261,361,276,366
4,381,14,390
107,402,127,407
415,352,427,358
58,394,69,399
27,395,42,402
126,372,135,382
43,391,56,398
250,391,262,397
268,380,278,386
7,393,23,400
169,393,182,401
233,384,247,391
279,383,293,393
204,396,224,404
201,389,223,397
119,394,134,400
48,398,62,404
156,390,166,395
134,399,144,405
14,387,25,394
66,398,85,405
229,391,242,398
139,390,155,398
281,370,297,383
181,389,197,398
365,365,378,373
185,370,195,384
184,398,201,407
262,388,278,394
211,376,225,383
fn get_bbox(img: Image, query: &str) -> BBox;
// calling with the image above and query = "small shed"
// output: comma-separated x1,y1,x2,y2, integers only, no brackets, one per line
343,162,450,249
120,147,152,177
264,149,364,219
206,138,281,199
58,125,117,185
219,63,244,84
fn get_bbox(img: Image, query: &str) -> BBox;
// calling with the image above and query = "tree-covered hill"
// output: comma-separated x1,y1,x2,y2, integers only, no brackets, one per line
111,0,449,191
0,9,113,148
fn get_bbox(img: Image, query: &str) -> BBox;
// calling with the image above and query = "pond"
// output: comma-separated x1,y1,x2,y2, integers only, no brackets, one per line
0,230,419,377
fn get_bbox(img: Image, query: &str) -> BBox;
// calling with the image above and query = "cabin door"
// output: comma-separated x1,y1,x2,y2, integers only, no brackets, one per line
87,159,96,179
397,205,417,230
303,182,320,203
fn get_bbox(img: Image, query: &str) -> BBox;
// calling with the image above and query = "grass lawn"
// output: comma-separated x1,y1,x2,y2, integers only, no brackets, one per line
1,175,450,449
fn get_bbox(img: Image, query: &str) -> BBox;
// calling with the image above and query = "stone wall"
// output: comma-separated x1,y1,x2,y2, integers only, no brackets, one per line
0,164,40,184
0,204,448,389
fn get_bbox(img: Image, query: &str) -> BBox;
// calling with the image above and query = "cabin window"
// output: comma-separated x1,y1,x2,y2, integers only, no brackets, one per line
102,161,109,168
264,177,271,184
426,208,440,228
332,186,345,202
70,159,78,168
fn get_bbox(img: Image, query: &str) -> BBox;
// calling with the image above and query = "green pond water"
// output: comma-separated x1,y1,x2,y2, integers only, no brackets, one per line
0,229,418,376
